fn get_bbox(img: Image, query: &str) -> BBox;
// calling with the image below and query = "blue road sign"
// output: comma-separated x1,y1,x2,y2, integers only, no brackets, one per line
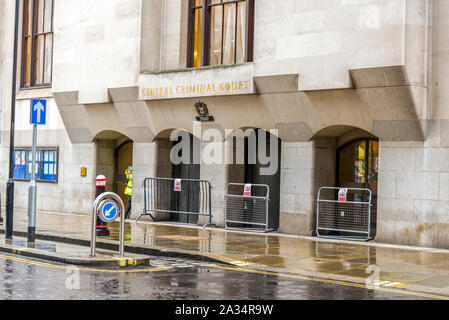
101,202,118,222
31,99,47,125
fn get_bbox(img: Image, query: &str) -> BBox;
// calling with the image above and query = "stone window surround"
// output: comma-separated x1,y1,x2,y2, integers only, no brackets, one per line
186,0,255,68
14,0,54,97
20,0,54,89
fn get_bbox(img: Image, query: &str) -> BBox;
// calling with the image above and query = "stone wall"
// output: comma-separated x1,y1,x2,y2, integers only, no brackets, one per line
131,142,156,220
52,0,141,104
279,138,335,235
200,139,227,227
377,121,449,248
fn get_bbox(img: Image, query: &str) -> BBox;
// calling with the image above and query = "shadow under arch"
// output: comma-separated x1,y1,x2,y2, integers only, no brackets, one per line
152,128,197,142
93,130,132,143
312,125,377,147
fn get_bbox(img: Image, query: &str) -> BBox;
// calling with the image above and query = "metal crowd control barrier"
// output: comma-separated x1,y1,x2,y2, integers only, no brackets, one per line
225,183,274,233
135,177,216,229
316,187,373,241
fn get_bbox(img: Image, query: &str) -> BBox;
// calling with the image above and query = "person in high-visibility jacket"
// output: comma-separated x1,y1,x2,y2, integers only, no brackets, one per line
124,167,133,219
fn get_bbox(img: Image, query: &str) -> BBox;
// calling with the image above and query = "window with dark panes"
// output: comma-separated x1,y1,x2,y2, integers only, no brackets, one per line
22,0,54,88
188,0,254,67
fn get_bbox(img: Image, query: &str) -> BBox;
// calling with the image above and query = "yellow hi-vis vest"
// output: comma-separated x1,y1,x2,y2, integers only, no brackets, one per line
125,170,133,196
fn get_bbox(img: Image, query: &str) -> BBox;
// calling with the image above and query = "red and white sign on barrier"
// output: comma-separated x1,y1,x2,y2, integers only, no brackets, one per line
243,184,252,197
338,188,348,202
174,179,182,192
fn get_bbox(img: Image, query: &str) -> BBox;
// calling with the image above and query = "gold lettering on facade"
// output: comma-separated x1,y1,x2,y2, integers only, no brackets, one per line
141,80,250,98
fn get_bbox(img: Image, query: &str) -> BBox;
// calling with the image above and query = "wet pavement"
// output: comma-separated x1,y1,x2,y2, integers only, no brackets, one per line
0,252,431,300
4,209,449,299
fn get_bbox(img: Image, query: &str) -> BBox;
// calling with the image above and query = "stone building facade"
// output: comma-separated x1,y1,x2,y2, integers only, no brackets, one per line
0,0,448,248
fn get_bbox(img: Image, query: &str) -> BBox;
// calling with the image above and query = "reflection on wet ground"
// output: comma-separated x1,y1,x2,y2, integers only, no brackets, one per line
7,210,449,296
10,240,57,252
0,254,430,300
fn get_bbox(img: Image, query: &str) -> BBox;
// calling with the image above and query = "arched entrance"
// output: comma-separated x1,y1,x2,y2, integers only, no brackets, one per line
226,128,281,231
154,129,201,224
312,125,379,239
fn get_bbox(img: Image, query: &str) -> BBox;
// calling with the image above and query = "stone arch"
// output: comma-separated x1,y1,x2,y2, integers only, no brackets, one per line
152,128,196,142
312,125,377,142
312,125,380,239
93,130,132,143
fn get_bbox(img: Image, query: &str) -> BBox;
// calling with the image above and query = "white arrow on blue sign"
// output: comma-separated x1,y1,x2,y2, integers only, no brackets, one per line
30,99,47,125
101,202,118,222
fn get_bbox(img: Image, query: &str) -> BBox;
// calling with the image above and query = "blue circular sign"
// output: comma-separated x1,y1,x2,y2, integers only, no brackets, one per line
100,201,118,222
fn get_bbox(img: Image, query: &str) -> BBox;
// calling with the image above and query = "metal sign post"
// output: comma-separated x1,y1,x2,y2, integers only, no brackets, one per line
91,192,125,257
28,99,47,244
27,124,37,244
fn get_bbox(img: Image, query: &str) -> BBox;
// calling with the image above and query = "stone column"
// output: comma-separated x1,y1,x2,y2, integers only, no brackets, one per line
131,142,156,220
199,132,227,228
376,133,449,248
279,138,335,236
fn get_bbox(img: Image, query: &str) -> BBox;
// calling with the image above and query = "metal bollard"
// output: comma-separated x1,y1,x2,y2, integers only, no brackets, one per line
91,192,125,257
95,175,110,237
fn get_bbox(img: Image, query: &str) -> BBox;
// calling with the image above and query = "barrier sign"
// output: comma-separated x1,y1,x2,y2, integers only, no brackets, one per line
174,179,182,192
243,184,252,197
338,188,348,203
